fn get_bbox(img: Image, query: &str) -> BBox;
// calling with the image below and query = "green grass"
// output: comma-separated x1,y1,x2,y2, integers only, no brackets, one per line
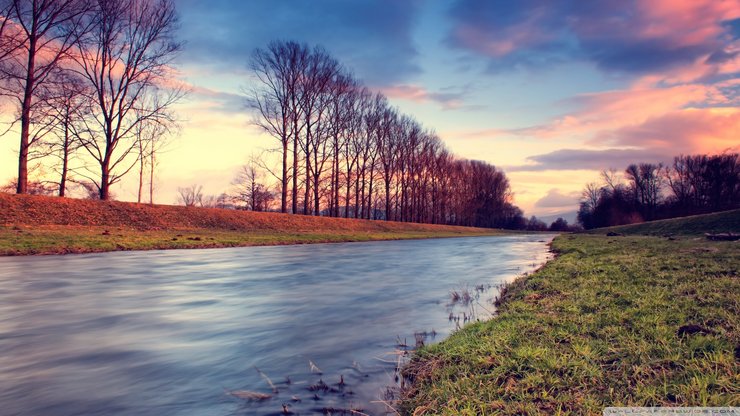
401,230,739,414
592,209,740,236
0,225,507,255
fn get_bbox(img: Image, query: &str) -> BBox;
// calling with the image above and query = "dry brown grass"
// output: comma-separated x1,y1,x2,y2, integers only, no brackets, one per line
0,193,507,255
0,193,498,233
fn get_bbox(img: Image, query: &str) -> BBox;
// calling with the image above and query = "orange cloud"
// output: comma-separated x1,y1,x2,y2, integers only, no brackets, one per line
634,0,740,45
594,107,740,154
380,84,465,110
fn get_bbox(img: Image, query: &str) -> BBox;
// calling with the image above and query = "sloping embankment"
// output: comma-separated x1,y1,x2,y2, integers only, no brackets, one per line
0,193,505,255
590,209,740,236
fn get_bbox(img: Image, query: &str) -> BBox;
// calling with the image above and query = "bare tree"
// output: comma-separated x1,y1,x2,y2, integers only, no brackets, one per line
133,103,172,204
247,41,308,213
177,184,203,207
600,168,622,193
0,0,89,194
242,40,525,228
71,0,184,200
625,163,664,220
302,49,339,216
0,1,24,63
38,73,87,196
375,98,398,221
581,182,601,212
231,161,274,211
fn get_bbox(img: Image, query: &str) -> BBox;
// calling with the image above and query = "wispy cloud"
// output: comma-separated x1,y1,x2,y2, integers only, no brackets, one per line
380,84,477,110
177,0,423,85
591,108,740,153
446,0,740,75
508,148,671,172
185,85,246,115
534,188,581,208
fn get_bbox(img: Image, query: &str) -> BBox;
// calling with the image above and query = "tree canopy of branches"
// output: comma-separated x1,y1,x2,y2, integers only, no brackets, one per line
177,184,202,207
71,0,183,200
247,40,523,229
230,163,275,212
0,0,89,194
38,73,86,196
578,153,740,229
0,0,184,201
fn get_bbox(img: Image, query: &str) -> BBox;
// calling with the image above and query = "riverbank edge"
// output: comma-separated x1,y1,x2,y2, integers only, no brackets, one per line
0,193,522,256
398,231,739,414
0,225,512,256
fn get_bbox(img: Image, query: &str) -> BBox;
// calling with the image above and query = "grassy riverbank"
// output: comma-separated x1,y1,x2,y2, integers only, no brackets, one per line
0,193,505,255
401,211,740,415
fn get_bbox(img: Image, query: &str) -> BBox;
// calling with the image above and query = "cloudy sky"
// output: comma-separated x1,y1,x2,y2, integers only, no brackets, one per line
1,0,739,219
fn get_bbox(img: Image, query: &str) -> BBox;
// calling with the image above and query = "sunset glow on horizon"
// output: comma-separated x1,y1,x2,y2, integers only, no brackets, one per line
1,0,738,220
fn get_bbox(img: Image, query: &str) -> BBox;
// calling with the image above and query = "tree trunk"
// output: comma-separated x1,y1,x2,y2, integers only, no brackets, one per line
384,173,391,221
281,139,288,213
304,155,311,215
354,174,360,219
345,168,352,218
358,169,366,219
149,142,155,204
251,180,256,211
313,173,320,216
303,135,311,215
292,132,298,214
17,35,37,194
100,173,109,200
366,165,374,220
333,136,340,217
59,121,70,197
100,155,111,200
137,147,144,203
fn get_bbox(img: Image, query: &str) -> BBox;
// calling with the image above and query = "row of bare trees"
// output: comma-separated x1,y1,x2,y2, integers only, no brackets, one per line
578,153,740,229
247,40,522,227
0,0,183,200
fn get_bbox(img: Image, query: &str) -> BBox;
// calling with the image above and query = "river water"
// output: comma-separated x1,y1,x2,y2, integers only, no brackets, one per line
0,235,553,416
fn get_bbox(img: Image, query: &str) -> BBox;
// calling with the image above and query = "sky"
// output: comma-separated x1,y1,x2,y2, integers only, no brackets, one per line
1,0,739,220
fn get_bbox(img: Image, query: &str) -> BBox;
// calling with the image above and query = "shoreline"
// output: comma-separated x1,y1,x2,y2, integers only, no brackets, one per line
399,229,739,414
0,193,519,256
0,225,519,257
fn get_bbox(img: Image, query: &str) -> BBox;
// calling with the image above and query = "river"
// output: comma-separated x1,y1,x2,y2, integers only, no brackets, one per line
0,234,553,416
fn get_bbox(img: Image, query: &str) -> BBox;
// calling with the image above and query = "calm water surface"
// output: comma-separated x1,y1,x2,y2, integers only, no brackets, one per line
0,235,553,416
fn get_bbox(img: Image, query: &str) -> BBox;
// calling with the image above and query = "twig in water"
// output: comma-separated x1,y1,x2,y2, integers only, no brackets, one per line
476,300,494,315
395,335,408,348
227,389,272,401
371,399,401,416
374,349,406,363
308,359,322,374
254,366,278,393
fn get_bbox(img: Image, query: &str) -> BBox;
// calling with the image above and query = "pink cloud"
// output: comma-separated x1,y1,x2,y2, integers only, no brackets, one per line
534,188,580,208
449,0,740,76
452,5,557,57
380,84,466,110
504,83,713,141
633,0,740,45
594,108,740,154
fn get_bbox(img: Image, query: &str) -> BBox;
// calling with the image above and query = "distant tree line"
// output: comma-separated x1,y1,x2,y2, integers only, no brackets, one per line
0,0,183,201
578,153,740,229
247,40,523,228
523,215,577,232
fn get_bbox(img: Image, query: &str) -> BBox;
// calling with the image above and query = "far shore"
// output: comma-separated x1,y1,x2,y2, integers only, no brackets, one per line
0,224,520,256
0,193,523,256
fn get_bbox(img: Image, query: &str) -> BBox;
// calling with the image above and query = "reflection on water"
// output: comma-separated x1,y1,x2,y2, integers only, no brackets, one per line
0,235,553,415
